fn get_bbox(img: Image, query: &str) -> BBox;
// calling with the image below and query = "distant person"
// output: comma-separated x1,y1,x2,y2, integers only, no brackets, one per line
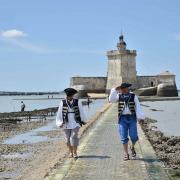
56,88,87,158
21,101,26,112
48,95,49,99
109,83,144,161
87,96,90,108
52,95,53,99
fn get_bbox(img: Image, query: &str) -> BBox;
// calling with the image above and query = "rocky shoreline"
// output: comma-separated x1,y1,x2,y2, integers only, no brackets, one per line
141,118,180,170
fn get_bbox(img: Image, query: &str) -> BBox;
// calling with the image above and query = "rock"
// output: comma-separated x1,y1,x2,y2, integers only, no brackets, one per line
155,144,164,151
151,136,160,143
135,86,157,96
157,151,168,161
161,136,170,142
165,147,175,153
168,153,180,164
147,118,157,123
154,130,164,138
157,83,178,97
167,137,180,146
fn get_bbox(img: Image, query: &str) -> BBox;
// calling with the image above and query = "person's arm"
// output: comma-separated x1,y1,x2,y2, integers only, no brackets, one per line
108,88,119,103
56,101,64,127
78,100,87,123
134,95,145,121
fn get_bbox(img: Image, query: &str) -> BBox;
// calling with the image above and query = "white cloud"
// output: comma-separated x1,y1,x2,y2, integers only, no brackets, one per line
0,29,27,39
0,29,51,54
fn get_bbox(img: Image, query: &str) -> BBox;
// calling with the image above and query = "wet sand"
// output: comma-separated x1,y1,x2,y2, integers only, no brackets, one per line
0,120,52,143
0,119,56,180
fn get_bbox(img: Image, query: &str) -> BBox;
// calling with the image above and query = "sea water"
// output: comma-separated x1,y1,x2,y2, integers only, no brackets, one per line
0,94,64,112
142,100,180,136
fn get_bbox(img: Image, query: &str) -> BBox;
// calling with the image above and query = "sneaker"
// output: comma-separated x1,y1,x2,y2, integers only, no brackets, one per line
73,154,78,159
130,146,136,159
68,154,73,158
123,154,130,161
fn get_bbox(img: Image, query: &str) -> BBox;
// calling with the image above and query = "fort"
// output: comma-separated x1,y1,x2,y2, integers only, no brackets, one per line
70,34,178,96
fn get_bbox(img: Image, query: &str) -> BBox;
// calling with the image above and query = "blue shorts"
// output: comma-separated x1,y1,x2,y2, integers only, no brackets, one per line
118,115,138,144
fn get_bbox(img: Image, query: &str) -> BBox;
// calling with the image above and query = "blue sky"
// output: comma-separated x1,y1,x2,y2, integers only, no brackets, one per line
0,0,180,91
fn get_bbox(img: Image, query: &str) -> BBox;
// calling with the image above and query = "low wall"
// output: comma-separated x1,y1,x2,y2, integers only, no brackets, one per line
137,76,158,88
70,77,107,93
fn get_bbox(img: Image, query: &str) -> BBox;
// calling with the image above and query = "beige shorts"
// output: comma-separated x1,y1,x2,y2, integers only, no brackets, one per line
64,127,80,146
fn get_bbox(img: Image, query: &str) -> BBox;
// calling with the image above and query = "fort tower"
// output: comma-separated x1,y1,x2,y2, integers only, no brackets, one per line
106,34,137,92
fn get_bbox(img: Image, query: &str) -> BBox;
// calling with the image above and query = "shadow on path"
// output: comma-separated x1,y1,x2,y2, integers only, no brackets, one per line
136,157,161,163
78,155,111,159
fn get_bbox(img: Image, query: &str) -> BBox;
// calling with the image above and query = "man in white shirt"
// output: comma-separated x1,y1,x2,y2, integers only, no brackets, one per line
56,88,86,158
109,83,144,161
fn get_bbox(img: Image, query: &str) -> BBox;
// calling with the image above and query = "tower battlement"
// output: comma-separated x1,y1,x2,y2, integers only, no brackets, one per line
107,50,136,56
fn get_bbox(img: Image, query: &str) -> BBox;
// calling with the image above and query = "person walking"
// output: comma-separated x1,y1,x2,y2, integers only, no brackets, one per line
87,96,90,108
109,83,144,161
56,88,86,158
21,101,26,112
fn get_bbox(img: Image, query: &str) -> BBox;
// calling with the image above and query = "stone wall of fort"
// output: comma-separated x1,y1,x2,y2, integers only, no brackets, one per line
136,76,158,88
70,77,107,93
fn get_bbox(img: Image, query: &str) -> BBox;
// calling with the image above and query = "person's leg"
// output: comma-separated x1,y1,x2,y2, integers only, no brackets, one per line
129,116,138,158
118,117,129,160
64,129,73,157
68,145,73,157
70,127,80,157
123,143,128,156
